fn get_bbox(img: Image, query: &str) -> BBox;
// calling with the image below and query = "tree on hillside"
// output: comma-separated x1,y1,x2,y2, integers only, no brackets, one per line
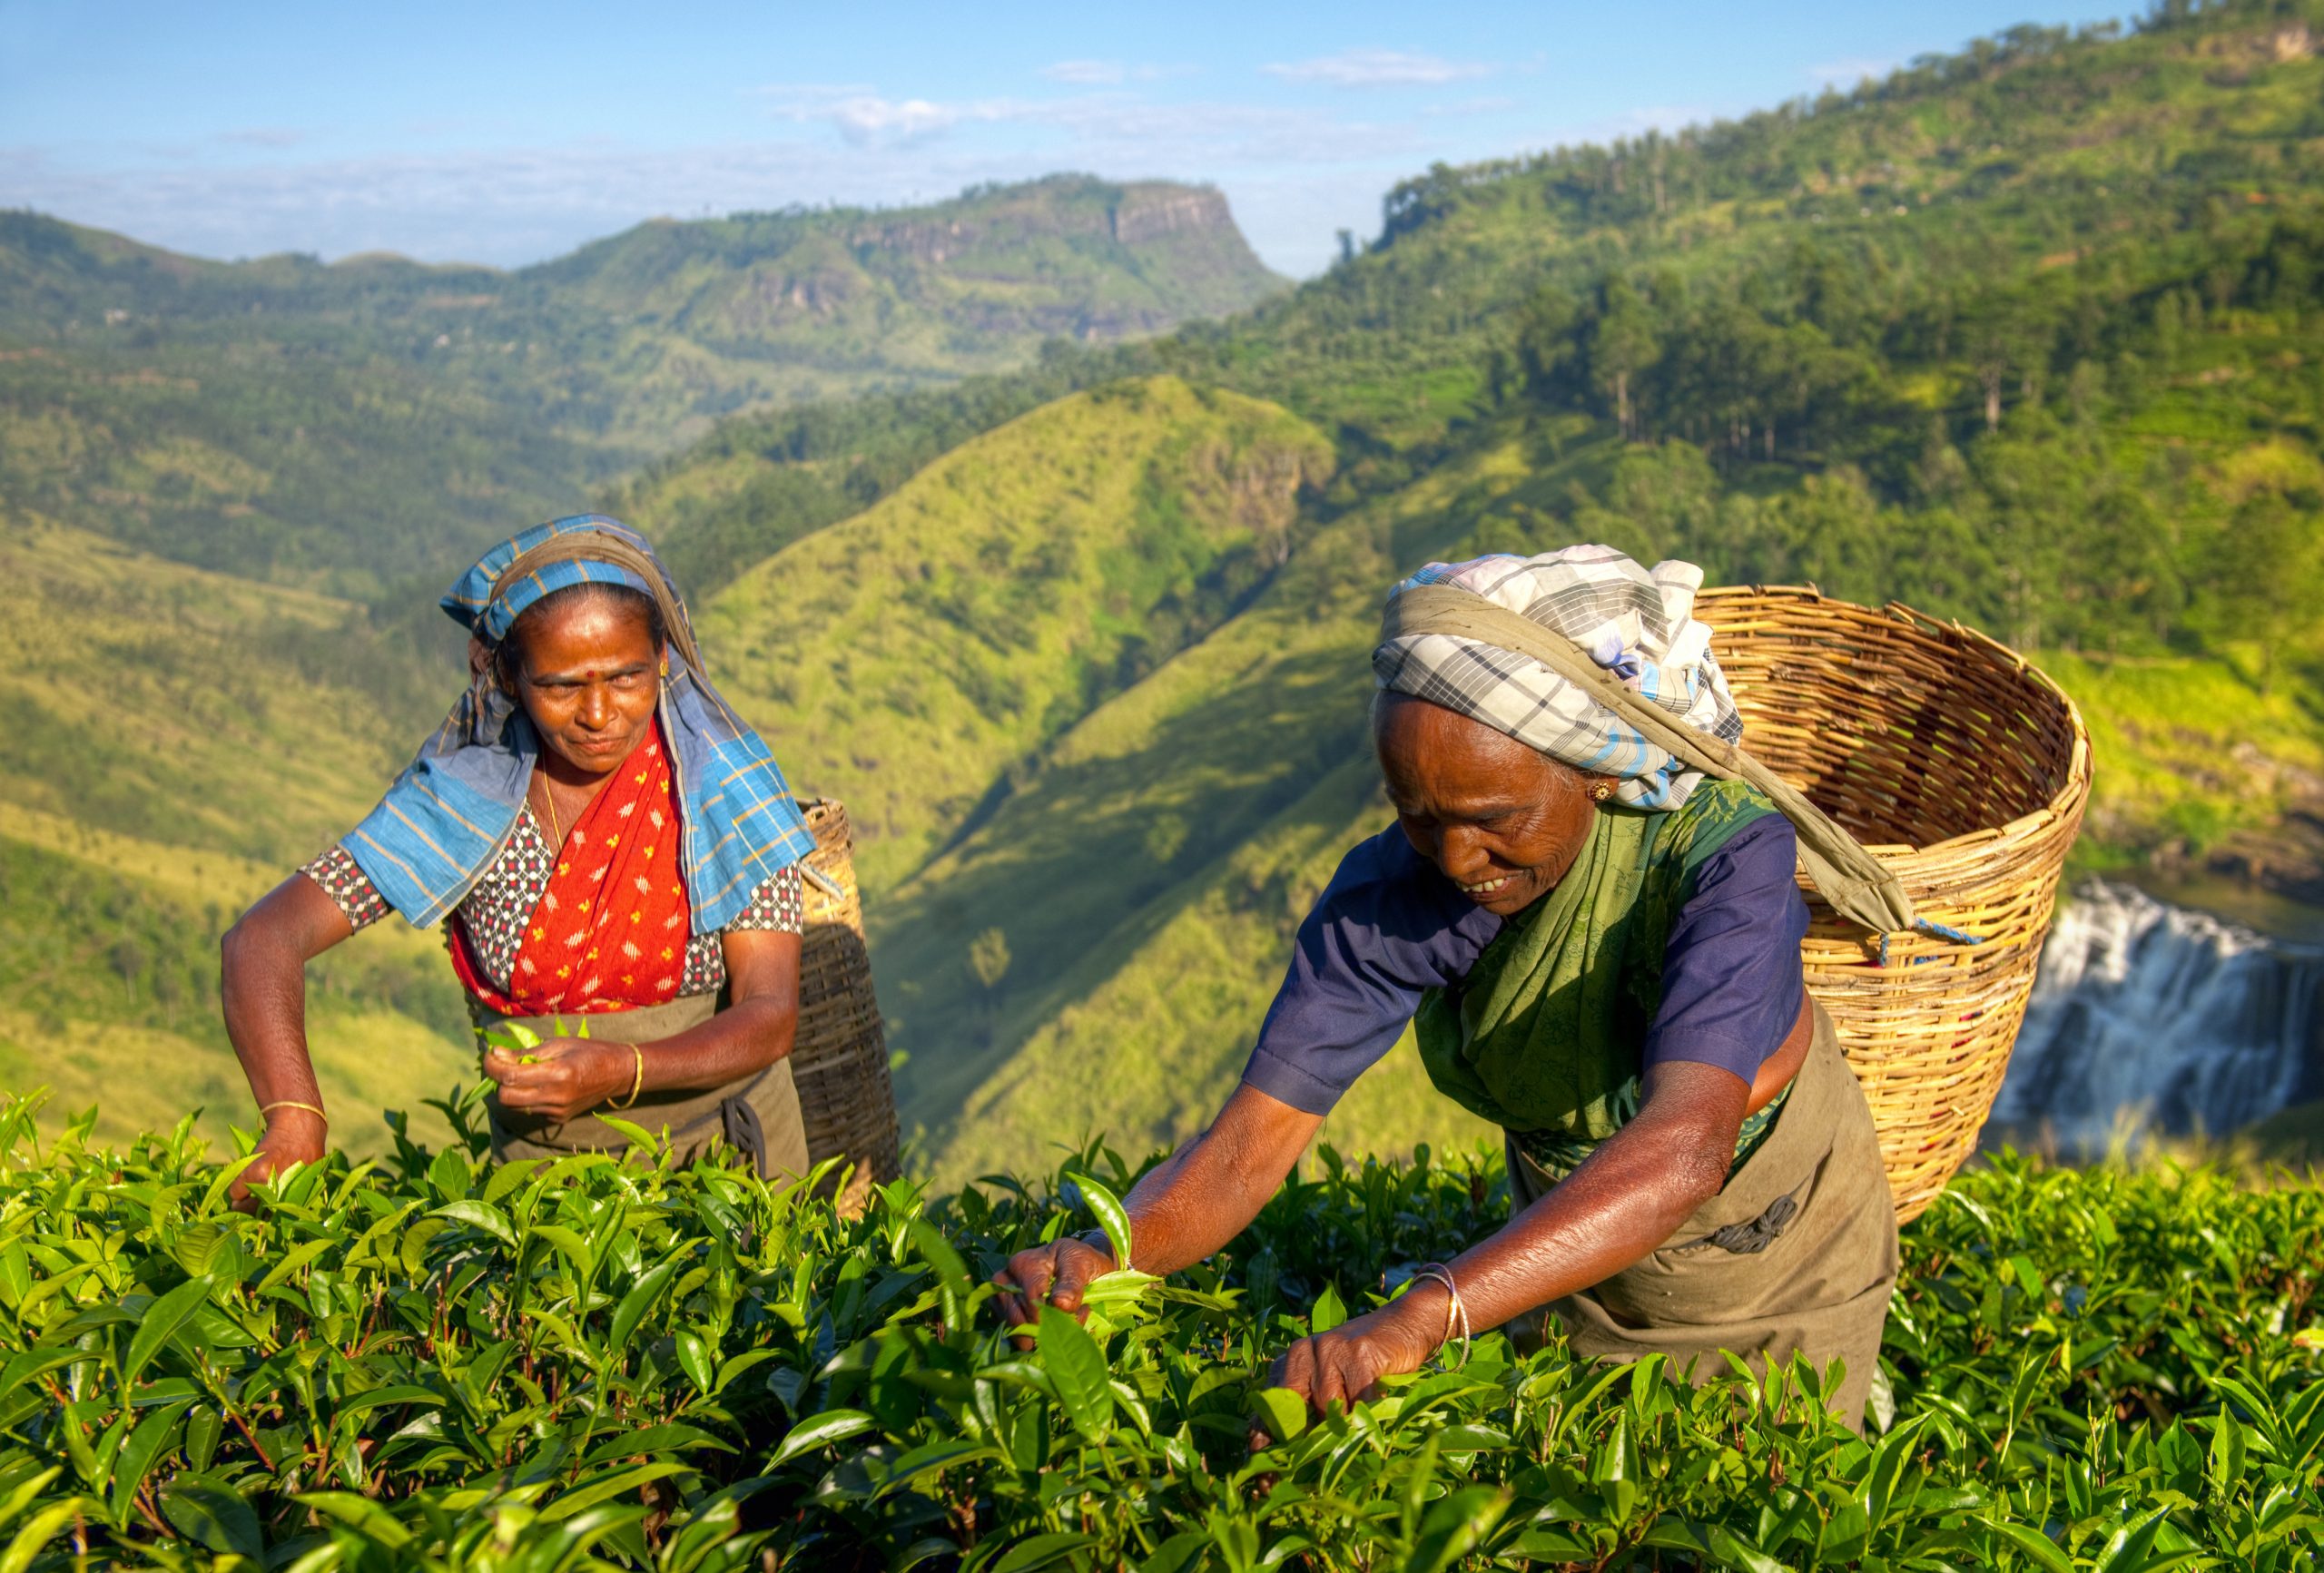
1591,277,1660,440
2201,491,2324,693
1514,285,1584,401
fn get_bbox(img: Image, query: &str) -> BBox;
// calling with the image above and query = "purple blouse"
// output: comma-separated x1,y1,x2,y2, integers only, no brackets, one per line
1240,815,1809,1115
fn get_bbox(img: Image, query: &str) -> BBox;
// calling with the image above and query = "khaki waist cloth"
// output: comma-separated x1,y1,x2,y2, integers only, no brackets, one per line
1504,999,1900,1430
471,992,809,1181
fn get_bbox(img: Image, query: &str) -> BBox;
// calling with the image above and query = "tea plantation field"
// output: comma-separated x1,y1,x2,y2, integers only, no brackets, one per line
0,1089,2316,1569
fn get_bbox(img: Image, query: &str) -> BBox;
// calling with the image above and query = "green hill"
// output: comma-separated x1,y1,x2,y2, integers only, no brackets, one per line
0,519,468,1146
699,376,1332,890
15,2,2324,1179
0,176,1283,593
616,4,2324,1179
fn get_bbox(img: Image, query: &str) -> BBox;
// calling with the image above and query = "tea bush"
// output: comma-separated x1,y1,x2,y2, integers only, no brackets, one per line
0,1089,2316,1570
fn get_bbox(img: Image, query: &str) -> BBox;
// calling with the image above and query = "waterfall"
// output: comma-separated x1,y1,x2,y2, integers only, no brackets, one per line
1991,880,2324,1152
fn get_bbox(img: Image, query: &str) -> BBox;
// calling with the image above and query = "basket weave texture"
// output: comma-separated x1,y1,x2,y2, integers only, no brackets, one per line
1697,588,2091,1225
793,800,901,1214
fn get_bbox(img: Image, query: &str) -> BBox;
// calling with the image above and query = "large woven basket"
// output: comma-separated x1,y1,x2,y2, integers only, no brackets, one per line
793,799,901,1214
1697,588,2091,1225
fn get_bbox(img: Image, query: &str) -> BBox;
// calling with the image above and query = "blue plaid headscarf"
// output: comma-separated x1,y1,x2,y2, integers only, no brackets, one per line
1374,546,1747,811
340,516,816,933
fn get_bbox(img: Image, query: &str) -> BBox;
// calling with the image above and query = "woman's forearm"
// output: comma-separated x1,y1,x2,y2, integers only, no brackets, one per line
1421,1062,1746,1334
620,927,799,1095
220,877,350,1114
627,995,795,1093
1114,1083,1324,1275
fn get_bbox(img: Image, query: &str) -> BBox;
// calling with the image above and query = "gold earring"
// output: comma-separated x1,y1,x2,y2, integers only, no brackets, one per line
1590,783,1615,802
658,660,670,677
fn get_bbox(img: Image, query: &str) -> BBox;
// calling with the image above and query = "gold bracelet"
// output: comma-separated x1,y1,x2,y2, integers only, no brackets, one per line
1410,1263,1472,1370
611,1045,645,1110
259,1100,327,1124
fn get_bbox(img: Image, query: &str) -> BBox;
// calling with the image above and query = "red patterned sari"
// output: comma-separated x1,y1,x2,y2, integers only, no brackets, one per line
450,723,692,1016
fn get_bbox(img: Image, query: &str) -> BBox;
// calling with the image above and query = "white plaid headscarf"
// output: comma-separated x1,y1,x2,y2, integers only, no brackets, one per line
1374,546,1746,811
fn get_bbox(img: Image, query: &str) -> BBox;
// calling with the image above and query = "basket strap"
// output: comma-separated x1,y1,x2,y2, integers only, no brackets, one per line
1382,584,1922,939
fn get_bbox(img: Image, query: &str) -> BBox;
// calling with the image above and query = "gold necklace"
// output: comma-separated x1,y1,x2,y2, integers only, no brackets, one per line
537,772,563,848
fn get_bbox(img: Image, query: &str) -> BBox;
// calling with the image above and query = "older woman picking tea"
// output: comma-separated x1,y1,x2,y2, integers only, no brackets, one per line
999,545,1900,1429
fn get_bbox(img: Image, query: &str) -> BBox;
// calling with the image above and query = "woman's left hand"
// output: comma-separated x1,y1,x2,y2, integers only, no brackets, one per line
1253,1290,1446,1444
484,1039,635,1122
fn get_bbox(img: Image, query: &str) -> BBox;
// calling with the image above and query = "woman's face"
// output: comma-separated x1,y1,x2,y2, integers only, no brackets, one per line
1374,693,1605,918
507,595,664,778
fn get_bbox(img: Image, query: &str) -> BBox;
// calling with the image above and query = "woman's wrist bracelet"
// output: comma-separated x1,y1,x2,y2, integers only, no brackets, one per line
1409,1263,1472,1369
610,1045,645,1110
259,1099,327,1125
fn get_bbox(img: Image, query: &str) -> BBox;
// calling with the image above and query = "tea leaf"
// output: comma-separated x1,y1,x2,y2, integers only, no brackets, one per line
1249,1385,1309,1444
121,1275,211,1389
1038,1303,1114,1444
770,1409,875,1468
1078,1176,1135,1267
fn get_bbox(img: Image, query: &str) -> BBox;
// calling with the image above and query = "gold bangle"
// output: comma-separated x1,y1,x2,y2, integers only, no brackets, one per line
259,1100,327,1124
611,1045,644,1110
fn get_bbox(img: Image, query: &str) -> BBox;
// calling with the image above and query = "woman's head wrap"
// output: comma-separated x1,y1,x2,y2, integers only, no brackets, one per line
438,516,706,748
338,516,815,933
1372,545,1746,811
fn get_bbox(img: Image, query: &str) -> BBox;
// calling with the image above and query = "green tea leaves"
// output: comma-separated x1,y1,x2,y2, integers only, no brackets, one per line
1076,1175,1135,1268
0,1106,2310,1568
770,1409,876,1469
120,1276,211,1389
1037,1303,1114,1444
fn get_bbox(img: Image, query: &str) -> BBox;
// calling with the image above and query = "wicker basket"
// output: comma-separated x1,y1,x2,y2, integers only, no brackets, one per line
1696,588,2092,1224
793,799,901,1214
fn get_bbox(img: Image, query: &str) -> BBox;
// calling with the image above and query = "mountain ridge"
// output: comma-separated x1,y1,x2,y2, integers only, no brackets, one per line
0,175,1284,594
15,2,2324,1174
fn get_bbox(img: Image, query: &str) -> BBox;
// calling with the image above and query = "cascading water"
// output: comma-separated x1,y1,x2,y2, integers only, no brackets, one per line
1990,880,2324,1152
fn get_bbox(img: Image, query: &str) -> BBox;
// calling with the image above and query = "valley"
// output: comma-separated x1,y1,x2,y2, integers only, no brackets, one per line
7,5,2324,1183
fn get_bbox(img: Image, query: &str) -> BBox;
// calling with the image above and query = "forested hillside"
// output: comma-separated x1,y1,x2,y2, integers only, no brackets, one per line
0,520,470,1140
610,1,2324,1176
14,2,2324,1173
0,176,1281,594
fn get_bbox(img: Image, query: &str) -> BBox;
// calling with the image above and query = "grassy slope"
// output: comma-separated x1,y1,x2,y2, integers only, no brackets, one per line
2045,649,2324,868
0,520,468,1147
0,804,468,1153
884,425,1615,1181
23,10,2324,1175
698,377,1332,892
634,18,2324,1182
0,519,421,860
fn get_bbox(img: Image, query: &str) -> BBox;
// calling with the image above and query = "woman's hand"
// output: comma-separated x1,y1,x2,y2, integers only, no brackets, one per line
485,1039,635,1123
1253,1290,1446,1442
231,1106,328,1213
991,1235,1116,1344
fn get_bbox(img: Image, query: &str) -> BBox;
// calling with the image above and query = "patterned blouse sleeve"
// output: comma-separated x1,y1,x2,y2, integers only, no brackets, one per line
724,863,805,935
300,843,393,932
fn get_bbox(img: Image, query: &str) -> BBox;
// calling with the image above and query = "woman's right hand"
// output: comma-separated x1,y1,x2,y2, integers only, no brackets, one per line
231,1107,328,1212
992,1235,1116,1342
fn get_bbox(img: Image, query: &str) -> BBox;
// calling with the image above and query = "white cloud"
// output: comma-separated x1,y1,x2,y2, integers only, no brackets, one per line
758,84,1019,147
1264,50,1493,89
747,80,1418,170
0,86,1424,276
824,95,960,146
1041,60,1125,85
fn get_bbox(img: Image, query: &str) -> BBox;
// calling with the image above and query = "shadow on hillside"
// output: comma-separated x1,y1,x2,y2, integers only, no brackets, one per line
872,638,1374,1139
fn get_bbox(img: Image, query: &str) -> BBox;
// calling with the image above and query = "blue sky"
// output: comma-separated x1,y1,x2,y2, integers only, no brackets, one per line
1,1,2134,278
